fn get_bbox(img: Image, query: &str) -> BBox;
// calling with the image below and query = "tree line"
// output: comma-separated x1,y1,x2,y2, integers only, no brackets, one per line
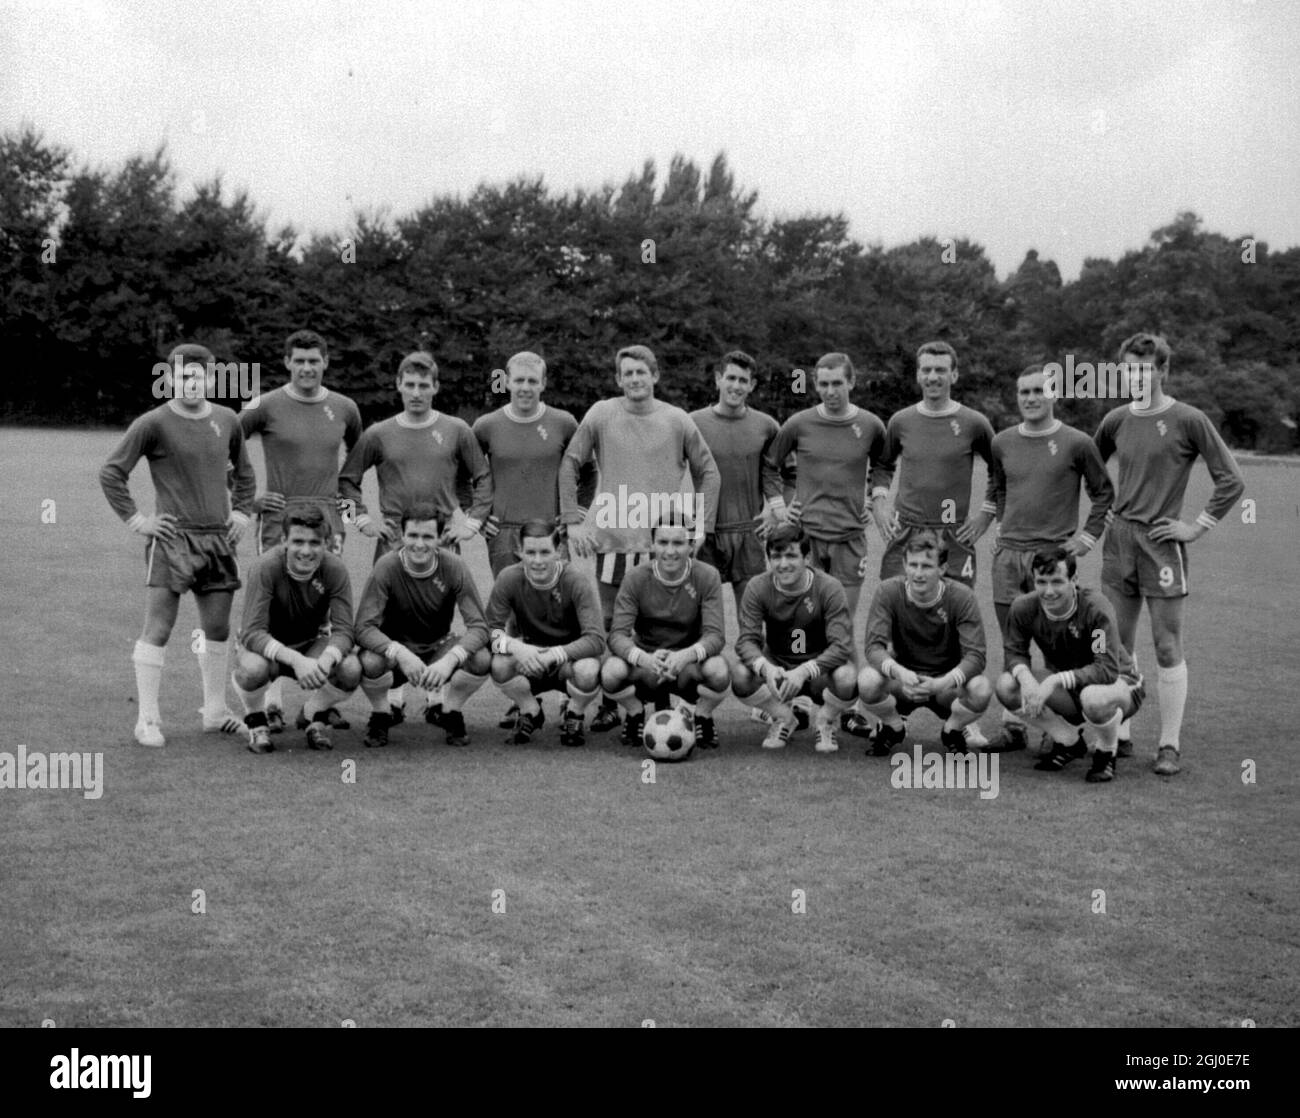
2,126,1297,450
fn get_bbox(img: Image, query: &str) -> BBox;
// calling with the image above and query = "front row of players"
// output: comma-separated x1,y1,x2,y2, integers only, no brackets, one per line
227,505,1142,782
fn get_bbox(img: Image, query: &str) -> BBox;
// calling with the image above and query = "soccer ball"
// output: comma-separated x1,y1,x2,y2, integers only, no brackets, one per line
642,707,695,762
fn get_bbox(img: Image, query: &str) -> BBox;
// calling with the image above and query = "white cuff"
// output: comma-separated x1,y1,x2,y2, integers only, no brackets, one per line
127,512,146,532
692,643,708,663
230,510,252,529
450,646,469,667
880,657,899,680
1195,510,1217,530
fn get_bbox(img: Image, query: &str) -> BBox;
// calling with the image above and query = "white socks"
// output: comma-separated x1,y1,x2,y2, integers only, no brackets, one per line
303,682,351,722
860,696,904,731
1087,708,1123,755
565,681,599,714
363,673,394,713
235,679,268,714
1157,662,1188,749
944,697,980,732
695,684,727,717
266,677,285,713
132,640,165,722
495,675,539,716
444,669,486,713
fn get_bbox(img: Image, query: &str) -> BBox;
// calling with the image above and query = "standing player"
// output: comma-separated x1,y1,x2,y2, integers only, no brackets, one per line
232,508,362,754
601,516,730,749
732,526,858,752
339,351,493,724
995,547,1145,783
560,344,720,735
100,343,256,746
239,328,362,735
857,530,992,755
765,352,889,740
353,504,491,749
1093,332,1244,775
473,351,579,728
872,340,998,746
987,364,1113,750
689,350,783,609
484,520,606,747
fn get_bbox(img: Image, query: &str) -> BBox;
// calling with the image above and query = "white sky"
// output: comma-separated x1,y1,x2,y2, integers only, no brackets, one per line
3,0,1297,278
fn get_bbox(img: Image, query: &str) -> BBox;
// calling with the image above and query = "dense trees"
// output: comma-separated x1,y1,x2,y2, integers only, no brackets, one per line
2,128,1296,449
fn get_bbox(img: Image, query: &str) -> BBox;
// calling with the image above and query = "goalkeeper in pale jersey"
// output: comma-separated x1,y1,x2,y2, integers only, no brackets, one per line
560,344,720,735
99,343,256,747
1093,332,1244,776
239,328,362,734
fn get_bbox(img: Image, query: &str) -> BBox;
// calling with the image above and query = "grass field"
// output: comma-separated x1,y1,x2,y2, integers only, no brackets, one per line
1,427,1296,1027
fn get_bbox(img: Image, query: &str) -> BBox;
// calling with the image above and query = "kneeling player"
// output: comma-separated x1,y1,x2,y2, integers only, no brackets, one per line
995,547,1145,783
602,516,729,748
354,504,490,748
232,508,362,753
857,530,991,755
485,520,605,747
733,526,858,752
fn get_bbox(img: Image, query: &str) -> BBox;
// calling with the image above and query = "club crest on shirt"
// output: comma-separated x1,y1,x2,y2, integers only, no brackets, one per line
935,607,948,624
1048,439,1059,456
430,429,444,445
209,419,222,438
1157,420,1168,437
851,423,862,439
324,405,336,422
685,582,697,600
431,576,446,593
311,578,325,595
537,426,549,440
1068,621,1081,639
950,420,962,437
803,596,815,615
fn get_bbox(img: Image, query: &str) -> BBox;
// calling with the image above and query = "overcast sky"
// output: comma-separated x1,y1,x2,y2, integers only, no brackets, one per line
4,0,1297,278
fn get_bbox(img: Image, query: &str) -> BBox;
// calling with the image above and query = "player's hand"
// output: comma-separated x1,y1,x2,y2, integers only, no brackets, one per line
956,510,994,545
1149,517,1203,544
901,674,932,703
514,644,549,677
355,514,380,538
872,503,897,543
420,654,459,692
1062,535,1091,557
759,661,785,695
481,514,501,540
775,663,810,702
226,512,251,545
1018,676,1051,719
786,499,804,526
380,519,402,546
397,650,427,686
295,655,328,690
136,513,179,542
440,520,477,547
567,524,596,559
753,506,780,540
258,491,287,515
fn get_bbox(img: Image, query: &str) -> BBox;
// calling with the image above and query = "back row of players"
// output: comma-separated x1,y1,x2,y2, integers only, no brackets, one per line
100,330,1244,779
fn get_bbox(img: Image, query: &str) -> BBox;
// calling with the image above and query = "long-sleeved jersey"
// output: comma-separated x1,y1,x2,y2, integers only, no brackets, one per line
876,402,996,525
688,406,782,531
864,575,986,679
472,404,579,525
1094,398,1244,529
736,568,853,673
484,562,605,662
238,385,362,500
990,420,1113,550
765,405,888,541
338,413,493,526
354,548,489,658
1004,586,1136,691
559,398,720,552
608,560,725,657
238,547,354,657
100,401,256,529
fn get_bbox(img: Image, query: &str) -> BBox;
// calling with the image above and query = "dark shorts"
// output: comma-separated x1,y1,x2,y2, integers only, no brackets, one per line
145,529,240,595
808,534,868,588
881,523,976,586
488,524,570,577
247,637,354,681
386,632,460,684
698,528,767,584
258,497,345,556
991,546,1040,606
1102,516,1188,599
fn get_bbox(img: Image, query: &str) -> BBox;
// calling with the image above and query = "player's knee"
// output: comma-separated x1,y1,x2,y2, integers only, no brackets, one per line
359,650,388,679
857,666,886,703
963,674,992,711
830,663,858,701
601,658,629,691
571,658,601,692
233,652,270,689
701,657,729,690
1079,687,1117,723
994,673,1020,708
464,648,491,676
490,654,515,684
1152,634,1182,667
731,661,758,697
333,655,362,691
